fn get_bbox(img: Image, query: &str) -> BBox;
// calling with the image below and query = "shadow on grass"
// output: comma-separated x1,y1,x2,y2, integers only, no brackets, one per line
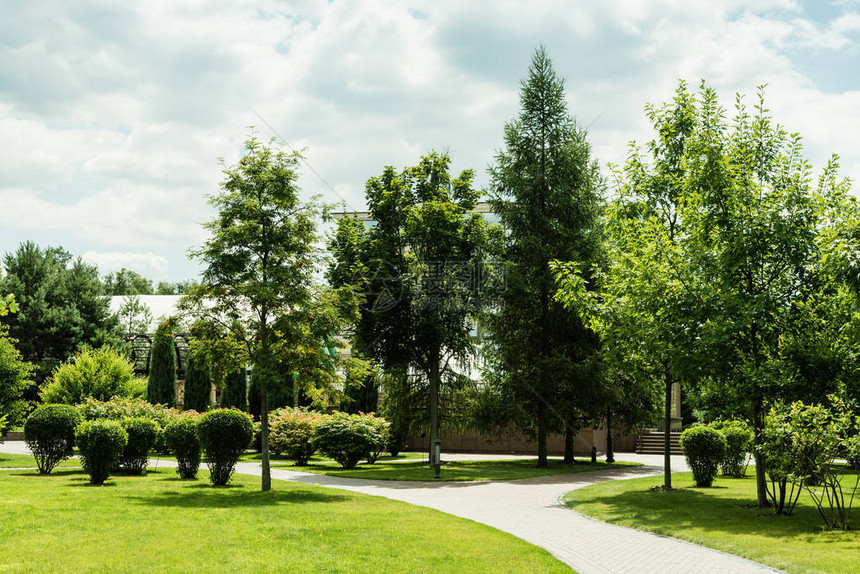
130,485,352,508
568,478,830,539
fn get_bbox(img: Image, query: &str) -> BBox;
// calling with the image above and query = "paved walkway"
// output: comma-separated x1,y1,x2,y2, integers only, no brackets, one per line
1,441,779,573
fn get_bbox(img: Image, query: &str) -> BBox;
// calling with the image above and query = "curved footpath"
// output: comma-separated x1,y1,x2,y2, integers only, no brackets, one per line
1,441,780,574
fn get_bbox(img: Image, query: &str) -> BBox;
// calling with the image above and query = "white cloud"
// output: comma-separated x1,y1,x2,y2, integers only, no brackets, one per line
1,0,859,280
81,251,169,280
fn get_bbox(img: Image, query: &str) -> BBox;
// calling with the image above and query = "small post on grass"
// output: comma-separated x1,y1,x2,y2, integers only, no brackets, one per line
591,446,597,464
434,438,441,479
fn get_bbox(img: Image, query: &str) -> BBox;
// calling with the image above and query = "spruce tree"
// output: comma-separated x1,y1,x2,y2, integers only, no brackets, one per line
146,321,176,407
485,47,605,467
183,355,211,412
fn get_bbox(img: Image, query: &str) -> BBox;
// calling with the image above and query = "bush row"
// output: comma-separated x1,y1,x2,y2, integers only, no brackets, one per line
268,408,390,469
23,401,253,485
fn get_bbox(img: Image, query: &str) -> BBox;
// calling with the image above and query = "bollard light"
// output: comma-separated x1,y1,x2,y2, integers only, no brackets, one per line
591,446,597,464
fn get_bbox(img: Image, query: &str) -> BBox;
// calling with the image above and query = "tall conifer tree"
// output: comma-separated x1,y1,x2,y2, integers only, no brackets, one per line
485,47,605,468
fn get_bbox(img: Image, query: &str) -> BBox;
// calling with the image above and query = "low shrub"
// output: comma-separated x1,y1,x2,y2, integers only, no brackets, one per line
314,412,391,469
40,347,136,405
76,420,128,485
79,396,177,454
117,417,160,474
24,404,82,474
711,420,753,478
679,426,726,487
362,413,391,464
197,409,253,485
163,415,200,479
269,408,324,465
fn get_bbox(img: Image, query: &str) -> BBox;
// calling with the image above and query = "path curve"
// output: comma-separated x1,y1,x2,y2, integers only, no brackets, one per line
2,442,780,573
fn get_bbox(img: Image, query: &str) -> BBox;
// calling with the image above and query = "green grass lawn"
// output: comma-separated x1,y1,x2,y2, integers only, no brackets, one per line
277,457,639,481
563,470,860,574
0,452,79,469
0,467,571,573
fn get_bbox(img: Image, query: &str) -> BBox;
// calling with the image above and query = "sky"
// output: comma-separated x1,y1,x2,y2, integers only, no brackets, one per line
1,0,859,281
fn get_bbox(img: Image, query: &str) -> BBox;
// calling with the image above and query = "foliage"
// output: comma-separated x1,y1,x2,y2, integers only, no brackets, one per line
182,134,355,491
197,408,254,485
102,268,154,296
41,346,136,405
221,367,247,411
147,319,177,407
710,420,752,477
760,399,860,529
361,413,391,464
313,411,390,469
480,47,607,468
163,415,201,479
117,416,160,474
116,295,153,335
329,151,495,469
76,419,128,484
183,353,211,412
0,328,33,427
78,396,173,427
248,369,294,419
0,241,120,367
23,404,81,473
268,407,325,465
554,81,859,500
679,426,726,487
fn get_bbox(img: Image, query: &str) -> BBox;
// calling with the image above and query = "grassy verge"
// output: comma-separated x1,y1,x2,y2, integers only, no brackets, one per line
0,467,571,573
277,457,639,481
563,470,860,574
0,452,78,469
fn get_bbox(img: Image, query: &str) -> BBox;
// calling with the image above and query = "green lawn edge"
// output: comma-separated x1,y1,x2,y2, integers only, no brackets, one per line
276,457,640,482
1,467,572,573
563,470,860,574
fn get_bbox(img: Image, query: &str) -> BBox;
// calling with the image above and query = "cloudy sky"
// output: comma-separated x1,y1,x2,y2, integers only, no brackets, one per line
2,0,859,281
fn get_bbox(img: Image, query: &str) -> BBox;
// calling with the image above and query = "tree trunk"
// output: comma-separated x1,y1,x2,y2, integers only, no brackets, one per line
606,408,615,463
261,387,271,492
753,397,769,507
663,374,672,489
537,401,548,468
429,349,440,470
563,421,575,464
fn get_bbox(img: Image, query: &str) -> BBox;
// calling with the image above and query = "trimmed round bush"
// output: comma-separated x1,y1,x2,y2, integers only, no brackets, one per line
314,412,391,469
78,397,176,454
362,413,391,464
713,421,753,478
197,409,253,486
680,426,727,487
117,417,160,474
24,404,82,474
76,420,128,485
164,415,201,479
269,408,324,466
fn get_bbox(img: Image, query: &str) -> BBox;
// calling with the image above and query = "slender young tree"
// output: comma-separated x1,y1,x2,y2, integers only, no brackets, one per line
484,47,605,468
182,135,354,492
146,319,177,407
